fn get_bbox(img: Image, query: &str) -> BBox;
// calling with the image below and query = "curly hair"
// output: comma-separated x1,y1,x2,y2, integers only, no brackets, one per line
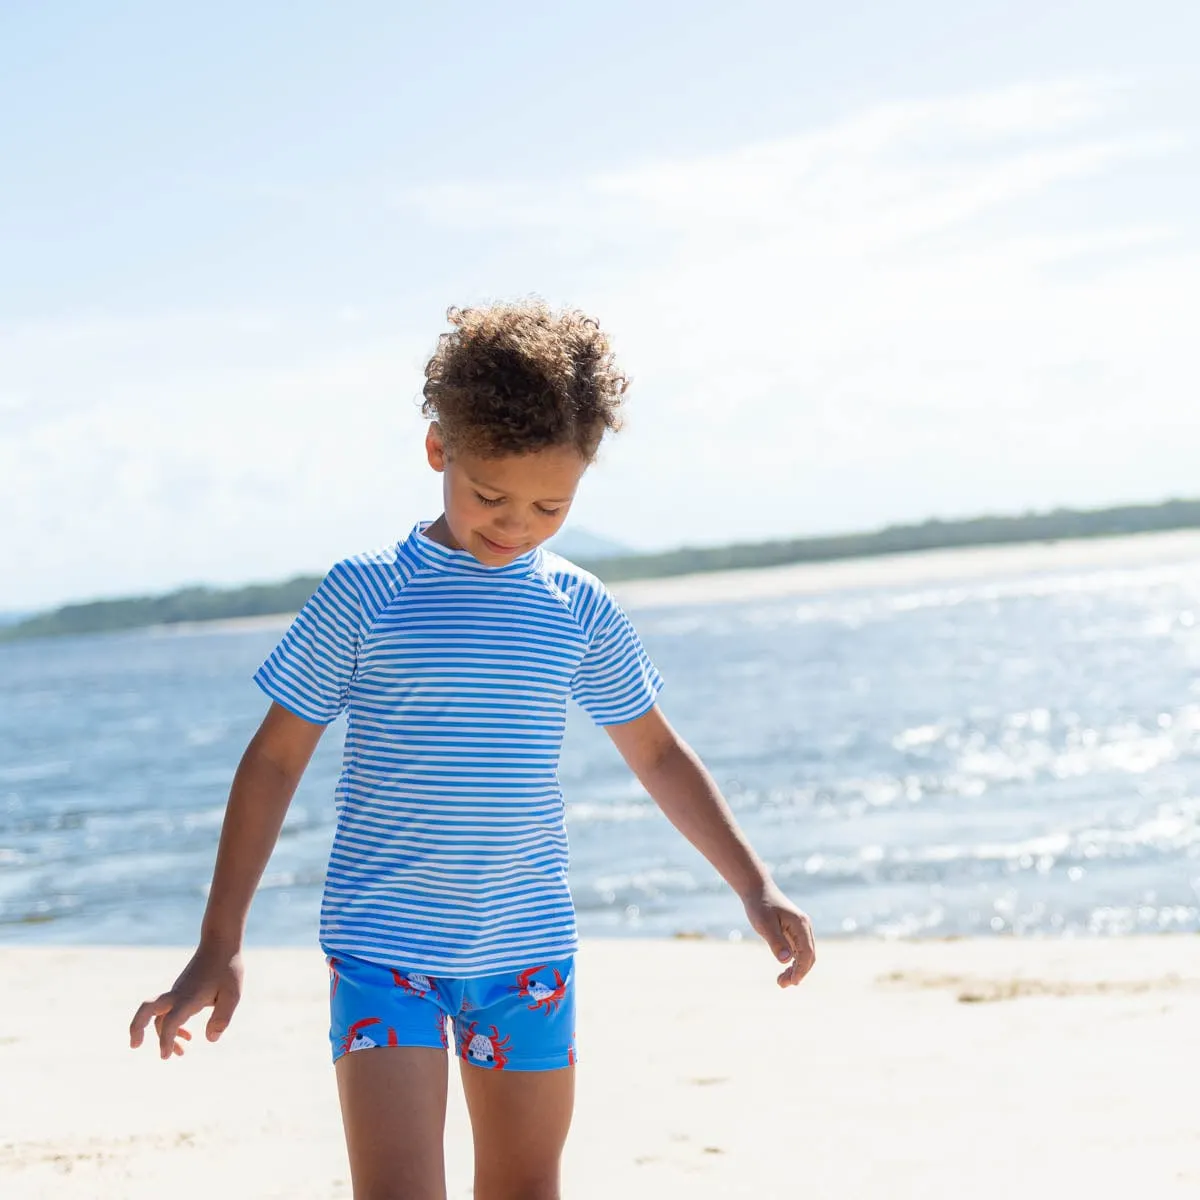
421,301,629,460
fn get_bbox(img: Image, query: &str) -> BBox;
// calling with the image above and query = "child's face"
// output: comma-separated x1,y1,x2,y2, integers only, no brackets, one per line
425,426,589,566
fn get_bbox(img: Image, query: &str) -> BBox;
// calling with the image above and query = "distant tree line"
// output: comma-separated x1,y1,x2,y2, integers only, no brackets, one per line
3,578,322,641
5,498,1200,642
594,498,1200,580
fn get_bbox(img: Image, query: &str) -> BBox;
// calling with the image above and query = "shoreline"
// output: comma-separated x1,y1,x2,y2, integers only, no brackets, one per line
3,937,1196,1197
36,525,1200,641
611,525,1200,608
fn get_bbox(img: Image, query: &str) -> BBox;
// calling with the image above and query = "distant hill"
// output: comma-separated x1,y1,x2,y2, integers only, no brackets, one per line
547,529,633,560
5,498,1200,642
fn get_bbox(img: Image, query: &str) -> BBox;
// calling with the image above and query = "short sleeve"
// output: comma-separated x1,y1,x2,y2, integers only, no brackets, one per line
570,589,664,726
253,561,362,724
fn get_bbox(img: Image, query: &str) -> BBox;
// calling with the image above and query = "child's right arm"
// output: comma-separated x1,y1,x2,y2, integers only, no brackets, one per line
128,702,326,1060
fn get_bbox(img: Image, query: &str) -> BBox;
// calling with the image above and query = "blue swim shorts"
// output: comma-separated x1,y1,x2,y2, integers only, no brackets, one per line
327,952,577,1072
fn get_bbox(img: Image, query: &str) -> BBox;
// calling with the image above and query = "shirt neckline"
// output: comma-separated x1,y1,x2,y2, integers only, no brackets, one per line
405,521,543,578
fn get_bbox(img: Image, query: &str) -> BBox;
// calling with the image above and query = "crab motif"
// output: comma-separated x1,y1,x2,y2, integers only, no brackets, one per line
460,1022,512,1070
339,1017,382,1056
509,965,567,1015
337,1017,401,1056
392,969,434,998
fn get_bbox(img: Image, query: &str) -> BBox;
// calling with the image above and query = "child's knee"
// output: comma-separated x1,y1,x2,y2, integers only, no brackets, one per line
473,1171,561,1200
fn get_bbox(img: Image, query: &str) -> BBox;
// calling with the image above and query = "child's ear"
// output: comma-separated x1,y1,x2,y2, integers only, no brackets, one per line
425,424,447,472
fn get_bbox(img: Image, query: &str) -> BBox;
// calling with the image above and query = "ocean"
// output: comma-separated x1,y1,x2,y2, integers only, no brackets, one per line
2,536,1198,947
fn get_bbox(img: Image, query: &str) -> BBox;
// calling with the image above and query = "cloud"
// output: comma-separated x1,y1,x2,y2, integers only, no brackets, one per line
407,80,1156,236
0,316,437,607
3,78,1195,608
404,79,1195,545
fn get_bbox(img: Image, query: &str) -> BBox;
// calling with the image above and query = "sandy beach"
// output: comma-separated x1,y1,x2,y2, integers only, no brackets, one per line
610,528,1200,609
1,937,1196,1198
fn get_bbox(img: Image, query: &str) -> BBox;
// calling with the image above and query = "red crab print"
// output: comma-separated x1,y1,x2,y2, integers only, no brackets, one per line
568,1030,577,1066
338,1017,400,1056
338,1017,382,1056
509,964,567,1015
460,1022,512,1070
392,969,434,998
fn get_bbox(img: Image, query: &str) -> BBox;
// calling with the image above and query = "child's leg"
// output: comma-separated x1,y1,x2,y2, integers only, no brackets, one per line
328,954,458,1199
336,1045,449,1200
459,1062,575,1200
450,957,579,1198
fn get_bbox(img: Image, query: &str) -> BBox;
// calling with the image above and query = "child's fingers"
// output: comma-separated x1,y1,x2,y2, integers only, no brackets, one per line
765,928,792,965
155,997,204,1060
750,909,793,965
777,914,817,987
129,994,175,1049
205,984,241,1042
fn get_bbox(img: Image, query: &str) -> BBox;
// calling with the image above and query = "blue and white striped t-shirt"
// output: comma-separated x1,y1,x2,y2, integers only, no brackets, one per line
253,522,664,976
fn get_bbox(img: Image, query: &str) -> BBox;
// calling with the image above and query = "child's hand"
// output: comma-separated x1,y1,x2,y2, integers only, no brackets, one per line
129,941,244,1060
742,884,816,987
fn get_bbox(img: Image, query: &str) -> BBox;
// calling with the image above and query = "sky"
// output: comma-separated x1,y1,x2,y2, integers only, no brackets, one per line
2,1,1198,610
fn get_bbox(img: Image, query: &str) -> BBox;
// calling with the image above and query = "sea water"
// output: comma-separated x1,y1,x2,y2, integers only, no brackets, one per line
2,542,1198,945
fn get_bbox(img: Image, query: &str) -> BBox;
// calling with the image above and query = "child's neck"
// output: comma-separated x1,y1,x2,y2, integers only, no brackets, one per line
422,515,462,551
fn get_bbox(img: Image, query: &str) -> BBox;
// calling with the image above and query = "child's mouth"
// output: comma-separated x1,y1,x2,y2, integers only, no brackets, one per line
480,534,523,554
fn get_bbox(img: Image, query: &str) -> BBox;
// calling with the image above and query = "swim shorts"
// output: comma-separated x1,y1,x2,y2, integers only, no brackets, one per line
327,952,577,1072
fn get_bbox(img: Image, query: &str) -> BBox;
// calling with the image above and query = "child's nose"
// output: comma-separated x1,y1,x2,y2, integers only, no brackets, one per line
495,513,527,535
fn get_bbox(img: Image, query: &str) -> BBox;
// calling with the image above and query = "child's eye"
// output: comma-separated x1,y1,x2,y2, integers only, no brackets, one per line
535,505,562,517
475,493,504,507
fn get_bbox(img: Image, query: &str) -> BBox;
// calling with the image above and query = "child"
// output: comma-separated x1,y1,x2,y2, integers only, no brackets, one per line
129,302,815,1200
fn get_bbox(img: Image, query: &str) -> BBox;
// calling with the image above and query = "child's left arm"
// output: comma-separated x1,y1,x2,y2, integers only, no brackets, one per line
606,704,816,987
